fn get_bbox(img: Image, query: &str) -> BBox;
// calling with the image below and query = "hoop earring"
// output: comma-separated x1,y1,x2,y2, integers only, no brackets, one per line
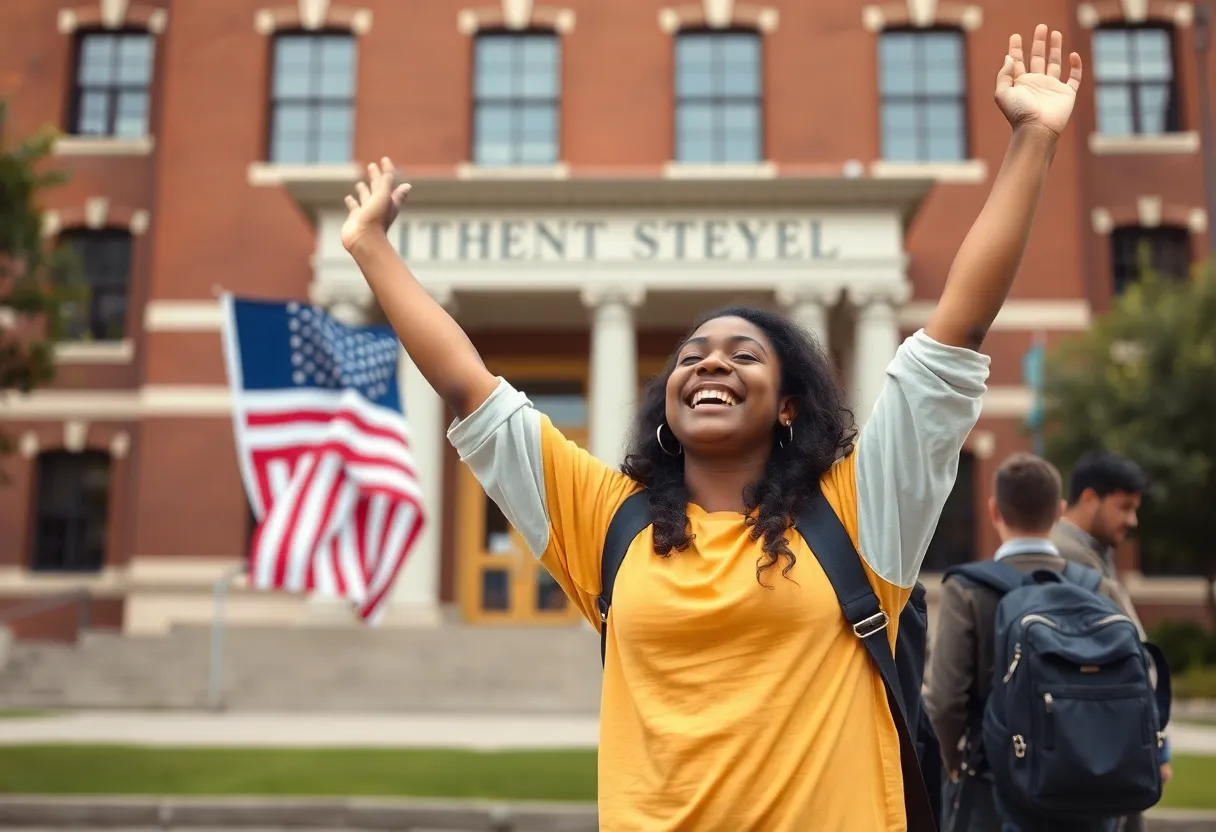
777,421,794,448
656,423,682,456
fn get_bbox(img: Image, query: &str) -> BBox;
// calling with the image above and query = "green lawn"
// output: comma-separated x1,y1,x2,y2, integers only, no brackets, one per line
0,747,598,802
0,746,1209,810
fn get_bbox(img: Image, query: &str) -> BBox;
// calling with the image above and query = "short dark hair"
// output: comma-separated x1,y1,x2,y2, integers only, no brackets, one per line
994,453,1063,533
1067,451,1149,505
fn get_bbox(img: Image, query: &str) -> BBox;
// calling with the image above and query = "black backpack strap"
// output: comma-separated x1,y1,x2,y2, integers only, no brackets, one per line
1061,560,1105,594
597,490,652,666
795,491,938,832
943,560,1026,598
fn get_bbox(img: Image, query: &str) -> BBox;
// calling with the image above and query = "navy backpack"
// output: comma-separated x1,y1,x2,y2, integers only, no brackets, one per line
943,560,1172,825
597,490,942,832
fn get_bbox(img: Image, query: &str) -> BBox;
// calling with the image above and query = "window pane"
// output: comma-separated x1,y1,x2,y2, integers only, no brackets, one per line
721,132,759,163
676,35,714,74
114,91,149,137
116,35,153,85
481,569,511,612
721,102,759,141
1095,85,1134,134
677,134,714,163
676,61,714,97
1133,29,1173,81
473,106,514,165
78,35,116,84
32,451,110,573
1093,30,1133,80
878,33,916,92
77,91,111,135
1137,84,1172,134
921,58,962,95
520,61,558,99
536,569,568,612
881,101,918,160
318,38,356,98
921,31,962,66
925,130,965,162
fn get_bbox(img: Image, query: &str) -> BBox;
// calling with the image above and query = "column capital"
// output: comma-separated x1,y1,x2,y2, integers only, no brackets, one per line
580,284,646,310
775,282,843,309
846,281,912,310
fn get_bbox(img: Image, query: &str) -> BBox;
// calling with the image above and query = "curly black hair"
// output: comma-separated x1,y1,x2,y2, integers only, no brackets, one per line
620,306,857,584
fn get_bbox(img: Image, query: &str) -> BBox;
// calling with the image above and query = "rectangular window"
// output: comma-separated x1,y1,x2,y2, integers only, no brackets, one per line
878,30,968,162
58,229,133,341
1110,226,1191,294
269,33,356,164
1093,27,1179,135
68,31,155,137
472,33,561,166
674,31,762,164
31,451,111,573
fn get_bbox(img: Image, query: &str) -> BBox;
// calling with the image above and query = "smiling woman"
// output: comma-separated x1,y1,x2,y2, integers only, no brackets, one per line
338,22,1085,832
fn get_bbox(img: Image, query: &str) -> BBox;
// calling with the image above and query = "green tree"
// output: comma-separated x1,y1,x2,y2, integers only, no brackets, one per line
0,101,78,457
1043,261,1216,622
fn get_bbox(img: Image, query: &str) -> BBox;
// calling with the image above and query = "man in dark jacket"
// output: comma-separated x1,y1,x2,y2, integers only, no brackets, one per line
1052,451,1170,831
927,453,1123,831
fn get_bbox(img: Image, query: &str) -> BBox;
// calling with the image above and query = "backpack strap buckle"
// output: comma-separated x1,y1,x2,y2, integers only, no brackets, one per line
853,610,890,639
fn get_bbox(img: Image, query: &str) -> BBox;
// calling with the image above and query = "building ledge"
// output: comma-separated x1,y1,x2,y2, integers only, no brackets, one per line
1088,131,1200,155
279,173,937,231
54,136,155,157
247,162,363,188
869,159,988,183
54,340,134,365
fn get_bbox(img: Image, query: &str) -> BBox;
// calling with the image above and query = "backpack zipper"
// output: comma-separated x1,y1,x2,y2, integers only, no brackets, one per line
1003,643,1023,683
1044,692,1054,748
1020,613,1133,630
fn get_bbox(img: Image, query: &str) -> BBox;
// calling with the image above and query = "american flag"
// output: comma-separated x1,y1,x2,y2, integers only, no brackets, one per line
219,295,425,624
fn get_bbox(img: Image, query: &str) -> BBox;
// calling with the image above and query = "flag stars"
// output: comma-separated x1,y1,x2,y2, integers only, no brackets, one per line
286,303,399,400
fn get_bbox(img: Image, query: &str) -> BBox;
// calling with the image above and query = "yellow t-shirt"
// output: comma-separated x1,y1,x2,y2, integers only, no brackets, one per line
447,330,990,831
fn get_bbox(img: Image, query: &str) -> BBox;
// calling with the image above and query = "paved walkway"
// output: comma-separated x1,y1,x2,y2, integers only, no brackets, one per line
0,711,600,750
0,710,1214,755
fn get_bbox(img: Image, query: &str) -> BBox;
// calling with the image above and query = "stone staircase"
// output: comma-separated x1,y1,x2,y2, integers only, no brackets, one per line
0,623,603,713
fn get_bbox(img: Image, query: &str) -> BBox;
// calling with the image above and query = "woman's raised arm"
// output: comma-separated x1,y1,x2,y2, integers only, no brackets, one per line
341,157,499,419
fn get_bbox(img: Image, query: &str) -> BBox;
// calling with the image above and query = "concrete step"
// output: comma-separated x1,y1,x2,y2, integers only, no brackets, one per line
0,624,604,713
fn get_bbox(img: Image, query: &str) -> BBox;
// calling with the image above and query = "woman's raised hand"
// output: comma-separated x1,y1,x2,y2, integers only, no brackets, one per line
341,156,412,252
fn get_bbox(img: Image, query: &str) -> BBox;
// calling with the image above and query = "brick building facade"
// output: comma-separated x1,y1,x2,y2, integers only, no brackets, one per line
0,0,1212,639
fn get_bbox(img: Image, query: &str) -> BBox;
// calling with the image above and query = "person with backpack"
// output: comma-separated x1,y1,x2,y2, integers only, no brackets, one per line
339,24,1084,831
926,453,1170,831
1052,451,1171,832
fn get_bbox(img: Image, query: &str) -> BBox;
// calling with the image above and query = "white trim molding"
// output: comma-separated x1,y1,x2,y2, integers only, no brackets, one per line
144,300,225,331
968,429,996,459
980,386,1035,418
53,136,155,157
57,1,168,34
0,387,232,420
1076,1,1193,27
254,0,373,34
869,159,988,184
862,2,983,31
1090,197,1207,235
662,161,778,179
55,340,135,365
247,162,362,188
1089,132,1200,155
457,1,577,34
900,299,1092,331
658,1,780,33
42,200,149,237
455,163,571,180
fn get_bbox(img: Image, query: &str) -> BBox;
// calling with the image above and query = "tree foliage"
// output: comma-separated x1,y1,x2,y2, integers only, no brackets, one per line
1043,260,1216,616
0,101,80,457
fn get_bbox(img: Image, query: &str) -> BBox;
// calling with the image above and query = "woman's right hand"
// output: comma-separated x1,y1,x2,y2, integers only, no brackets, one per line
341,156,412,253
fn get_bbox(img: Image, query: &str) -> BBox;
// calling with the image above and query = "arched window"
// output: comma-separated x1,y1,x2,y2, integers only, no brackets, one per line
923,451,976,571
673,29,762,163
30,450,111,572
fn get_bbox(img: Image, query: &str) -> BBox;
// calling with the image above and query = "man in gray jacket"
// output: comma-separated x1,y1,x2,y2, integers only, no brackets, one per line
1051,451,1169,831
927,453,1123,831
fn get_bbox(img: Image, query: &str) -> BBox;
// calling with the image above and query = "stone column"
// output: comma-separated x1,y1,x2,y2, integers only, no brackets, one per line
384,288,454,627
775,283,840,354
848,284,909,427
582,285,644,466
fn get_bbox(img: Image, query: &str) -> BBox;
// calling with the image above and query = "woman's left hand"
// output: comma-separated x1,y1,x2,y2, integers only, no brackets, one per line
994,24,1083,139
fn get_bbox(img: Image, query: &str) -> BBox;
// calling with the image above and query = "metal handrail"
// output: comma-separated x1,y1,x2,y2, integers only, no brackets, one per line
207,563,249,711
0,589,91,634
